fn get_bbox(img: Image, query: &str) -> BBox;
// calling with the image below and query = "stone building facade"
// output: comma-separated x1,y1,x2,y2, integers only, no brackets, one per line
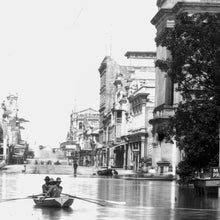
98,51,156,170
66,108,99,166
0,94,29,164
150,0,220,175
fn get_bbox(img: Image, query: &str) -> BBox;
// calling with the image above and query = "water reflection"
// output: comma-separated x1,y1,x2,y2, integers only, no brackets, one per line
35,206,74,220
0,173,220,220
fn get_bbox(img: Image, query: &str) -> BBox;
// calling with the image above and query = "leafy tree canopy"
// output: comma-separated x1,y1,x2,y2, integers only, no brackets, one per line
156,12,220,101
155,12,220,179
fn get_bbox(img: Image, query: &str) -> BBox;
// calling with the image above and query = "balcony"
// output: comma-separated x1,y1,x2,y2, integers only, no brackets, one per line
154,104,174,118
149,104,174,125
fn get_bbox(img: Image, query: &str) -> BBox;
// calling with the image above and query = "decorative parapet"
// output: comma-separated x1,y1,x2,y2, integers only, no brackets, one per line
157,0,169,8
128,86,149,102
124,51,156,59
128,127,147,135
153,104,174,120
152,2,220,27
149,104,175,143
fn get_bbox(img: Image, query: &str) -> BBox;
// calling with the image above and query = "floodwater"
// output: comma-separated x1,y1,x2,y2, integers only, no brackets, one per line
0,173,220,220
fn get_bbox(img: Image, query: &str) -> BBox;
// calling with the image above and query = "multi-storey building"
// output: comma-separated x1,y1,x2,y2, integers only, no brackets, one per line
0,94,29,165
150,0,220,175
98,51,156,170
65,108,99,166
99,57,119,146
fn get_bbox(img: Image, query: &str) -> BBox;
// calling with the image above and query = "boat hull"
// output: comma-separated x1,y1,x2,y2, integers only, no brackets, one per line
97,169,113,176
33,196,74,208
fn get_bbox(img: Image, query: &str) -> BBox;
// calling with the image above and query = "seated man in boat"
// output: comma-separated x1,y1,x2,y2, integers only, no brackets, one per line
53,177,63,197
42,177,63,199
42,176,50,194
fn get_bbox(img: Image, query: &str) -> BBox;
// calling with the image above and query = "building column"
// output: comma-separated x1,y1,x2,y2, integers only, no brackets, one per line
134,142,138,171
172,139,177,176
123,144,127,169
2,121,8,163
141,137,145,159
3,136,7,161
128,143,132,169
121,111,126,136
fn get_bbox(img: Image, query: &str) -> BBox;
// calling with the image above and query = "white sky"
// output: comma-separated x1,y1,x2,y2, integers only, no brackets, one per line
0,0,158,148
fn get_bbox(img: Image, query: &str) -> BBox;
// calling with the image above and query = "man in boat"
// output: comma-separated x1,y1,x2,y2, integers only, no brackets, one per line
54,177,63,197
42,176,50,194
42,177,63,199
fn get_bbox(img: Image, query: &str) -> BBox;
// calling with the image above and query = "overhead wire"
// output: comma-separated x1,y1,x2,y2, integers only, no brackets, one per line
73,0,88,25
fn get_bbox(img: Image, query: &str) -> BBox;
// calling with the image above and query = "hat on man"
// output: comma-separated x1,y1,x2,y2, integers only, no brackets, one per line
56,177,62,182
44,176,50,181
48,178,56,184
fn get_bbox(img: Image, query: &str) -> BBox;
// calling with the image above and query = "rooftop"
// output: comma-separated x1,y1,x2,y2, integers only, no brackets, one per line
124,51,156,59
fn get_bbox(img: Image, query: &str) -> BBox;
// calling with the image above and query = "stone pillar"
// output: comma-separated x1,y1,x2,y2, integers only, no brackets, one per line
121,111,126,136
128,143,132,169
141,137,145,159
3,136,7,161
123,144,127,169
134,142,139,171
172,139,177,176
2,120,8,163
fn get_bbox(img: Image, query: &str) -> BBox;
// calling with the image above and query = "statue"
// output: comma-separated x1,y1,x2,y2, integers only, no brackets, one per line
2,94,18,120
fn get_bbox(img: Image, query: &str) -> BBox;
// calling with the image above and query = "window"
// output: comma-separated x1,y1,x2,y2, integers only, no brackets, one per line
132,98,142,115
116,111,122,123
79,122,83,129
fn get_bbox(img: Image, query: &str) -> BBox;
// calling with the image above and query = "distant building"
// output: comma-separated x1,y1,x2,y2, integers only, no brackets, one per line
0,94,29,164
64,108,99,166
99,56,119,146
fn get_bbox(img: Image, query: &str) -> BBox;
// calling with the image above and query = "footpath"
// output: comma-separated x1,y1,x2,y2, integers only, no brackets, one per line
0,164,135,176
0,164,175,180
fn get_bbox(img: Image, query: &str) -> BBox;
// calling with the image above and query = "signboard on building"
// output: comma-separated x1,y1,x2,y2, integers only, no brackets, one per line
66,145,77,150
211,167,220,178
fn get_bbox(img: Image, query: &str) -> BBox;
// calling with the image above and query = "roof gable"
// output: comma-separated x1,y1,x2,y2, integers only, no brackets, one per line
78,108,99,114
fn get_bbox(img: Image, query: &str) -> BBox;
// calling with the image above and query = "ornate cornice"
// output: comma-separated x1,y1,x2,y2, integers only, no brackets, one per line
151,2,220,27
151,8,173,26
157,0,167,8
172,2,220,14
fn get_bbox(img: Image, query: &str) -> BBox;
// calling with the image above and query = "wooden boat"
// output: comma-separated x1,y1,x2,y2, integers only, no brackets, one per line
33,195,74,208
97,168,113,176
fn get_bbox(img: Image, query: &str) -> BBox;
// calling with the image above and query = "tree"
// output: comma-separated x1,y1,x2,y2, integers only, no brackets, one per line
155,12,220,183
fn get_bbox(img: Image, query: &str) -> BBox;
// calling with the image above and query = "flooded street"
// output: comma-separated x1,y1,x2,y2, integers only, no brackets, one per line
0,173,220,220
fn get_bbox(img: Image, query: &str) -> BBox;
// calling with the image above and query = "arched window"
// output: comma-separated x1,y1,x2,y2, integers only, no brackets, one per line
79,122,83,129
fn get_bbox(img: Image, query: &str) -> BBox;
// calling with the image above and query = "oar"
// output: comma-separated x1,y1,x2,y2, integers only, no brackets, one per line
81,197,126,205
61,193,106,206
0,193,43,203
62,193,126,206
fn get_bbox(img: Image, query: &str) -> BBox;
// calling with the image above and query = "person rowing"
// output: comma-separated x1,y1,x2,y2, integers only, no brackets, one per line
41,177,63,199
53,177,63,197
42,176,50,194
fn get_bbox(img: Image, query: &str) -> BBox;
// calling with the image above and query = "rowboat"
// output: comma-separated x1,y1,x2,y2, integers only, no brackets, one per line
97,168,113,176
33,195,74,208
